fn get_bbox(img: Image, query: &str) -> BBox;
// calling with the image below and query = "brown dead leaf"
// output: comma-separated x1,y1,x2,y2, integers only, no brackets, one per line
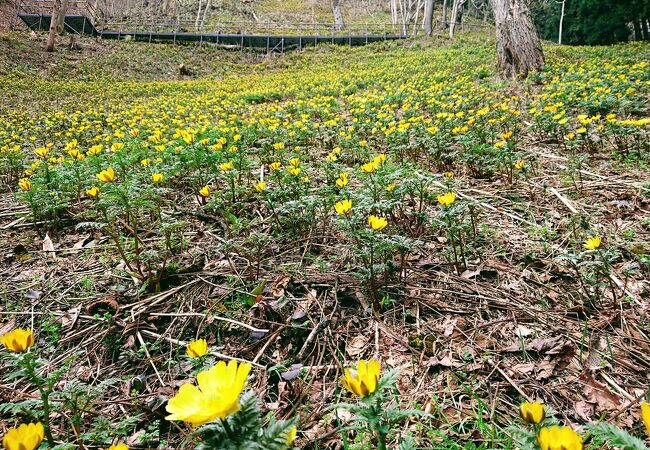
271,273,291,298
60,305,81,330
580,372,622,411
42,233,56,259
511,362,535,376
346,335,368,357
574,400,594,422
501,335,564,353
536,357,558,380
0,319,17,335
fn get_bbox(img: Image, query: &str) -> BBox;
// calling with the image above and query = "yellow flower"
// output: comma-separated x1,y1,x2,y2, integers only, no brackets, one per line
385,184,396,192
373,154,386,165
285,426,297,445
198,186,210,197
437,192,456,206
494,141,506,149
565,132,576,141
520,402,545,424
576,127,587,134
2,422,44,450
34,147,49,158
1,328,34,352
255,181,267,192
288,167,301,176
96,167,116,183
186,339,208,358
514,160,526,170
219,161,234,172
107,444,128,450
86,187,100,198
641,402,650,437
334,199,352,215
341,359,380,397
443,171,454,178
152,173,164,184
537,426,582,450
129,128,140,137
326,153,337,162
141,158,150,166
269,162,282,170
368,215,388,231
18,178,32,191
166,360,251,426
583,235,601,250
361,162,377,173
88,144,103,155
289,157,300,167
111,142,125,152
336,172,348,188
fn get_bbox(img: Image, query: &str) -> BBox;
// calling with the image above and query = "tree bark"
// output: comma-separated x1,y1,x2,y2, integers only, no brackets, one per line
332,0,345,29
489,0,544,80
56,0,68,35
194,0,202,30
557,0,565,44
441,0,448,28
45,0,62,52
633,19,642,40
449,0,466,37
424,0,434,35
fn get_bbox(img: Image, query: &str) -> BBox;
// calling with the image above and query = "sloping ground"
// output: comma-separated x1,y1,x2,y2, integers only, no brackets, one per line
0,37,649,449
0,0,19,32
0,32,276,81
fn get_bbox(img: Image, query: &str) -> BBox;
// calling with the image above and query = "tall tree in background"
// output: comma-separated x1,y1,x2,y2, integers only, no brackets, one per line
449,0,466,37
45,0,62,51
55,0,68,34
332,0,345,29
424,0,434,34
489,0,544,79
531,0,648,45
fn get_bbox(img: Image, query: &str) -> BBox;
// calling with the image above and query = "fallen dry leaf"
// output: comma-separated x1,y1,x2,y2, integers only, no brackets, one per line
580,372,622,412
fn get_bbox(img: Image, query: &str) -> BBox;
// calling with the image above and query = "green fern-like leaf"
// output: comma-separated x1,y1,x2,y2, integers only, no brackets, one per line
587,422,649,450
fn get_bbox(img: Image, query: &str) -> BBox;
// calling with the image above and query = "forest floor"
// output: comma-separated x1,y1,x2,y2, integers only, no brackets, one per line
0,32,649,449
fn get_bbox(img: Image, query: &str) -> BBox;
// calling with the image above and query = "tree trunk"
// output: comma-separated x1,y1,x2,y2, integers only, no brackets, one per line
332,0,344,29
45,0,62,52
557,0,565,44
391,0,398,25
489,0,544,80
633,19,642,40
424,0,434,35
194,0,202,30
56,0,68,35
412,0,422,36
449,0,465,38
441,0,448,28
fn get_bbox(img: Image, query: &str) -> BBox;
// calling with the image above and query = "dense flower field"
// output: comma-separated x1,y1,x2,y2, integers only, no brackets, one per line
0,38,649,449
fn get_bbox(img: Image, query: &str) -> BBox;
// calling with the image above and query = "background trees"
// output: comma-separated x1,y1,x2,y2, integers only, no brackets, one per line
531,0,650,45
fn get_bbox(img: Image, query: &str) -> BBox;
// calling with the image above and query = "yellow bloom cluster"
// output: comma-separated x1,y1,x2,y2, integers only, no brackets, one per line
166,360,251,426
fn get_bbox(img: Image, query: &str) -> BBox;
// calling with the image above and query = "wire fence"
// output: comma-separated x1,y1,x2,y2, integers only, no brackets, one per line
14,0,492,38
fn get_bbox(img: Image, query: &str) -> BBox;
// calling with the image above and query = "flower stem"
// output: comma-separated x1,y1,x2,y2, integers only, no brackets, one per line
23,355,55,446
221,418,235,440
